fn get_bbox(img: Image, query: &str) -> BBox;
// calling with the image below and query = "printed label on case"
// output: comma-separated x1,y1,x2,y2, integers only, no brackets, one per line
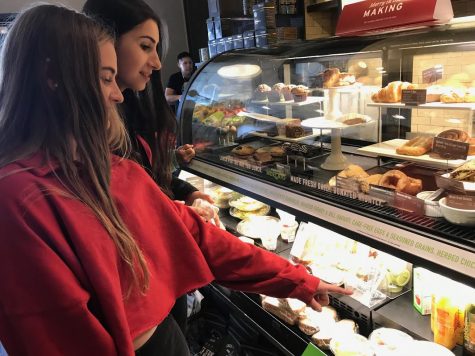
336,176,361,192
401,89,427,105
435,174,466,194
446,194,475,210
432,137,469,160
394,191,425,215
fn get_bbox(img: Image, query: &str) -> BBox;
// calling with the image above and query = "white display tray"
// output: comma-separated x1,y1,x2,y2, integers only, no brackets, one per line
237,111,281,123
249,131,319,142
368,102,475,111
357,139,473,169
251,96,324,106
301,114,373,129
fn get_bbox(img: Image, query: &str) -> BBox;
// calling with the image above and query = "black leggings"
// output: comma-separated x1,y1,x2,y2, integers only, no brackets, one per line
135,315,190,356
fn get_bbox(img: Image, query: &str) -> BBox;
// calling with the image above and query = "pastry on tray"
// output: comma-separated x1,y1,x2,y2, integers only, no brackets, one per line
322,68,340,88
395,136,434,156
436,129,469,142
379,170,422,196
231,144,255,156
285,124,306,138
253,84,271,101
291,85,309,102
371,81,418,103
469,137,475,155
282,85,294,101
342,117,366,125
253,151,274,164
360,174,383,193
338,72,356,86
440,88,465,103
449,159,475,182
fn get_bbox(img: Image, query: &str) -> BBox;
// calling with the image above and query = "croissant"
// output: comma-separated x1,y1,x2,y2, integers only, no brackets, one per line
371,81,418,103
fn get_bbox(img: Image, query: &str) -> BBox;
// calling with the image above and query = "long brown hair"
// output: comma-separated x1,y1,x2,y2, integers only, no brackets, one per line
84,0,177,198
0,5,148,295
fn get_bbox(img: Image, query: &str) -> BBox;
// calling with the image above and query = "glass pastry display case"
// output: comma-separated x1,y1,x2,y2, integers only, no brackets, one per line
178,20,475,291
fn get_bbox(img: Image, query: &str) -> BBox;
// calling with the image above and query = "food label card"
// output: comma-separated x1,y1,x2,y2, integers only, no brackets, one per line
446,194,475,210
394,191,425,215
432,137,469,160
401,89,427,105
435,174,466,194
422,67,443,84
368,185,395,205
336,176,360,192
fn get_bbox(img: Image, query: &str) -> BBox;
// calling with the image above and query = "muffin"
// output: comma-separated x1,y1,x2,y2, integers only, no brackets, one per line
268,90,283,102
281,85,294,101
269,83,285,102
254,84,271,101
291,85,308,102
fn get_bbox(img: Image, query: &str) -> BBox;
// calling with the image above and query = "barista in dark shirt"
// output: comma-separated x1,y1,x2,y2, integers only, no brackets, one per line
165,51,195,107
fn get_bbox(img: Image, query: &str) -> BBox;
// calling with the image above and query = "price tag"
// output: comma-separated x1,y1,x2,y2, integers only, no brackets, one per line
301,343,326,356
368,185,396,205
432,137,469,160
394,191,425,215
422,67,443,84
446,194,475,210
401,89,427,105
336,176,360,192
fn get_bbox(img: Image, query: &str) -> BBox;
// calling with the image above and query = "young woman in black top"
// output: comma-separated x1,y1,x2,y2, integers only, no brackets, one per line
83,0,215,346
83,0,211,206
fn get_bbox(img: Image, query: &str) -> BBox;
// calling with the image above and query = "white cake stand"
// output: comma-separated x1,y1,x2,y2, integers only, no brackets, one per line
301,117,349,171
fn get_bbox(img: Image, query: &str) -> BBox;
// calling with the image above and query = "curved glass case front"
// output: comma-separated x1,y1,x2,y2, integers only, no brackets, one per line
178,22,475,248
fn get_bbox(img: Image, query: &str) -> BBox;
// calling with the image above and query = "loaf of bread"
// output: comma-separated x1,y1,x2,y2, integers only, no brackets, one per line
371,81,418,103
396,136,433,156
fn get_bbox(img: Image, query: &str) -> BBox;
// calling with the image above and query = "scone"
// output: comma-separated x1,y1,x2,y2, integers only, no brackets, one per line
231,144,255,156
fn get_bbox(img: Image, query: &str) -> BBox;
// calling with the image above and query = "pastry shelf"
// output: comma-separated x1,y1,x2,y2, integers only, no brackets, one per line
249,131,320,143
357,139,474,169
250,96,325,107
367,102,475,111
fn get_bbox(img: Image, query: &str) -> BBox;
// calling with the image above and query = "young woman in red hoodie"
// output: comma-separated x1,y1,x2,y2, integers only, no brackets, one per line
0,5,351,355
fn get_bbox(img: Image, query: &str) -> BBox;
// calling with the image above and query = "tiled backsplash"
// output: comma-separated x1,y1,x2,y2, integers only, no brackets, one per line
411,51,475,136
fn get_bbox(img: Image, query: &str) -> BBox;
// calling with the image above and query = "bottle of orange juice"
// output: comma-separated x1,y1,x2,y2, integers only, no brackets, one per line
434,294,457,350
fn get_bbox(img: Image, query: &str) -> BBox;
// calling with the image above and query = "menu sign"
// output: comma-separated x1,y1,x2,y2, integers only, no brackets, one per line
336,0,454,37
432,137,469,160
401,89,427,105
446,194,475,210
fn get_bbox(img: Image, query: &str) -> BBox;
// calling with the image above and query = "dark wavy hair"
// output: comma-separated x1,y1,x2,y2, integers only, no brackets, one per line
83,0,177,198
0,4,149,295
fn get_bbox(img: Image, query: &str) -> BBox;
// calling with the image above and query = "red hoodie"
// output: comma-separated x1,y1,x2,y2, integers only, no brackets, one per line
0,153,319,355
